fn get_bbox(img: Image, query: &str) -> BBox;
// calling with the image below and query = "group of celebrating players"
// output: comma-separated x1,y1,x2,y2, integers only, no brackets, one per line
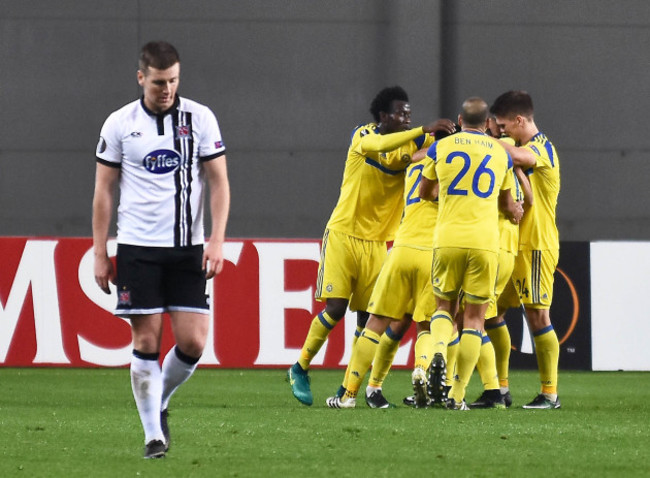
287,86,561,411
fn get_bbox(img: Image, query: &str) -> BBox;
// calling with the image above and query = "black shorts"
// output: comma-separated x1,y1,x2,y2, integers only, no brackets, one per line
115,244,209,317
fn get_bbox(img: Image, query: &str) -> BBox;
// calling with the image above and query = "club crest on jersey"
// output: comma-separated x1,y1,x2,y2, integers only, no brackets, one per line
143,149,181,174
175,125,192,140
118,289,131,306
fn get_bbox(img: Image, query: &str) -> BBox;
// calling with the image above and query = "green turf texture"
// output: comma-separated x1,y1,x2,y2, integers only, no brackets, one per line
1,368,648,477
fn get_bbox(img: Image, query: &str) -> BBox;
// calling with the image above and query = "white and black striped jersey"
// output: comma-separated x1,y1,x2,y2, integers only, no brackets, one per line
96,96,226,247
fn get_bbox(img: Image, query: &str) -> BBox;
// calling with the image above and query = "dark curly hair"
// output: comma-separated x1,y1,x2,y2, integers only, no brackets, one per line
369,86,409,123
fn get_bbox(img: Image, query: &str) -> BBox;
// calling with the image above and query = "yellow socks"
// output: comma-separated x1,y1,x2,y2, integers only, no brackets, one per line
533,325,559,395
345,329,381,397
413,330,434,372
476,334,499,390
368,328,401,388
430,310,454,360
445,332,459,386
485,320,511,388
298,311,338,370
449,329,482,403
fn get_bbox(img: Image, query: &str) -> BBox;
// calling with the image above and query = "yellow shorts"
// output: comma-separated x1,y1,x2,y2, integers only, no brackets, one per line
496,278,521,313
315,228,388,312
367,245,435,323
512,248,559,309
485,249,517,319
432,247,498,304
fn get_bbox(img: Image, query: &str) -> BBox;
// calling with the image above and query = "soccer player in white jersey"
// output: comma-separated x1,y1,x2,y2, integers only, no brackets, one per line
92,41,230,458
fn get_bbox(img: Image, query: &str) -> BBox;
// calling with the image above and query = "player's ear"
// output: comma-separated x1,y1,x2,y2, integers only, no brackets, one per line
137,69,145,87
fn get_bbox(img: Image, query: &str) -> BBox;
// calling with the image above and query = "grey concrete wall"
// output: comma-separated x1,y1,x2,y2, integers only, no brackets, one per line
1,0,648,240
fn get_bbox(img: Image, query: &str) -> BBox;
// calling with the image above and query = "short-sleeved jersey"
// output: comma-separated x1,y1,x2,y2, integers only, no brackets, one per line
518,132,560,251
326,124,434,242
96,96,226,248
392,162,438,250
423,131,513,253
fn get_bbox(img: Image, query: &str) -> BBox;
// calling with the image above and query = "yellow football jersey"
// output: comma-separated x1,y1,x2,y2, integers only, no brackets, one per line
518,132,560,250
423,131,514,253
392,162,438,250
499,168,523,254
327,123,434,242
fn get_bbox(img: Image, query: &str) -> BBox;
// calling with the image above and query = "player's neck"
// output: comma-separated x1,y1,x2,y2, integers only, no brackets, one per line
516,118,539,144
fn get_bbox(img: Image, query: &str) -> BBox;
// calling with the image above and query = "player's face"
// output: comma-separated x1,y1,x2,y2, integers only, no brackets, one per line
138,63,180,113
486,117,502,138
495,115,521,141
384,101,412,133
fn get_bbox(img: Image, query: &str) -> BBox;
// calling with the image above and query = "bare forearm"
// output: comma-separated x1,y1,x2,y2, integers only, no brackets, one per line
208,177,230,243
205,157,230,243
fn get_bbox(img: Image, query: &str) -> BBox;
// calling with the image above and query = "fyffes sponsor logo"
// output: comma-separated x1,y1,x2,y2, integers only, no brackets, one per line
143,149,180,174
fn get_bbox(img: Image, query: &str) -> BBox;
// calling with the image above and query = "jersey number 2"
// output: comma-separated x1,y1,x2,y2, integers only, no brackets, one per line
405,164,424,206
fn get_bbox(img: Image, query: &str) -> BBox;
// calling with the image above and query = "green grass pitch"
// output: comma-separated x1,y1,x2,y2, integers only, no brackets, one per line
1,368,648,477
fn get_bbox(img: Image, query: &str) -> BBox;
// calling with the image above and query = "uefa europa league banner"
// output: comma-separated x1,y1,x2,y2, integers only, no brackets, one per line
0,237,591,370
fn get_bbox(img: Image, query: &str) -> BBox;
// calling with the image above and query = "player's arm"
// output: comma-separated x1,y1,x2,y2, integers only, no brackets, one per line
498,162,523,223
515,166,533,213
360,127,425,153
202,156,231,279
498,139,537,168
499,189,523,224
419,177,439,201
418,153,439,201
92,162,120,294
359,119,455,154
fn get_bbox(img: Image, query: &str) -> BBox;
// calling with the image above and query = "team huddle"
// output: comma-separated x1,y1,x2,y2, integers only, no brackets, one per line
287,87,561,411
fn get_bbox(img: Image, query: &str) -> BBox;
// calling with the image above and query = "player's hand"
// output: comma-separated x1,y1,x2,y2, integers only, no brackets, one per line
94,254,116,294
203,240,225,279
423,119,457,136
510,201,524,224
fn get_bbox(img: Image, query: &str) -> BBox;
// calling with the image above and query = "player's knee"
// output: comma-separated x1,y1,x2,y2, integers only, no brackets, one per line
356,311,369,328
324,299,348,321
176,337,206,359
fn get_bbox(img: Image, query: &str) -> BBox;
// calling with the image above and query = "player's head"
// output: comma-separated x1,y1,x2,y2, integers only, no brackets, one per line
459,97,489,131
370,86,411,133
137,41,181,113
490,90,534,140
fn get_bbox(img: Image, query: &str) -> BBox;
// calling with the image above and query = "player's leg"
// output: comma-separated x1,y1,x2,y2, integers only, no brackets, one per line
340,310,371,397
327,314,391,408
517,249,560,409
289,229,354,405
411,319,433,407
447,249,498,410
524,307,560,409
130,314,166,457
159,311,210,448
334,240,394,404
470,333,505,408
428,248,463,406
447,302,488,409
289,297,348,405
365,316,411,408
116,244,167,457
